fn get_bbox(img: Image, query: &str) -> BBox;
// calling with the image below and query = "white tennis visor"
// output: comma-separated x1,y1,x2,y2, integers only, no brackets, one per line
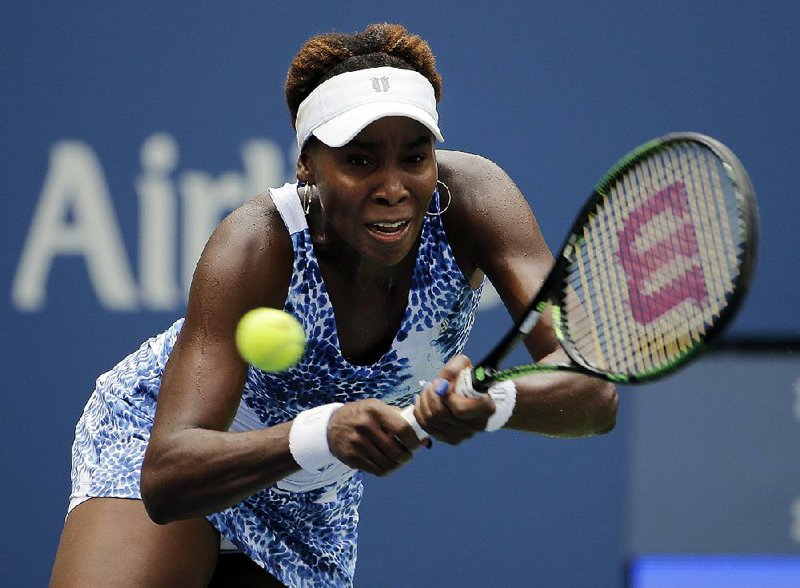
295,66,444,150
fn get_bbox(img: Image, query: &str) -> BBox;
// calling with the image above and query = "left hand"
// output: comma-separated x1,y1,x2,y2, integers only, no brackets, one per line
413,355,496,444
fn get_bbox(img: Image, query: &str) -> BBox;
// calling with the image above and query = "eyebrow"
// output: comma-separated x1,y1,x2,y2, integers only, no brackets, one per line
347,135,433,151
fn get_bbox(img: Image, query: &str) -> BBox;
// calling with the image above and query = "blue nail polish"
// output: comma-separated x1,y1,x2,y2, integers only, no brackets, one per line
434,380,449,396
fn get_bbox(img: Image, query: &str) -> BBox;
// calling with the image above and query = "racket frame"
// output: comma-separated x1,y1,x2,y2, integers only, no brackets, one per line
473,132,759,390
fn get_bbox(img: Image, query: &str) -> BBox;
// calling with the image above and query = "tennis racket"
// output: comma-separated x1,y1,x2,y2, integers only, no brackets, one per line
401,132,758,439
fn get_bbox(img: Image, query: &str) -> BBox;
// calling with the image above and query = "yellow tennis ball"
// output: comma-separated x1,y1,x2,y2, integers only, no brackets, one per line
235,308,306,372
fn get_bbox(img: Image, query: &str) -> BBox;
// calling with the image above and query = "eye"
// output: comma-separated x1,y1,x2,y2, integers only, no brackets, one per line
347,154,372,167
404,153,428,165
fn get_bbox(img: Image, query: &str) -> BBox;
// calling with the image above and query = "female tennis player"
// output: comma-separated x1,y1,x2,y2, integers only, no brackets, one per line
49,23,617,588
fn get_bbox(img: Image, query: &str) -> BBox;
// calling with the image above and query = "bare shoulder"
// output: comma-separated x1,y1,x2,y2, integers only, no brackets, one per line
214,191,285,247
187,191,294,318
435,150,518,203
435,149,532,230
435,149,542,268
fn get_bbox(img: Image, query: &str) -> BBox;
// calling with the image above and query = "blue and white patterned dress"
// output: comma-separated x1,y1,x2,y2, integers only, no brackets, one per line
68,182,484,587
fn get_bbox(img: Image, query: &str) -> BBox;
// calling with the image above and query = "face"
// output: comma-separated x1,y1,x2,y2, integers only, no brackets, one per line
298,116,437,269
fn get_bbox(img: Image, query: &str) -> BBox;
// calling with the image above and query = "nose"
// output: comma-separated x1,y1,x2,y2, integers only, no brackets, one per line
371,166,409,206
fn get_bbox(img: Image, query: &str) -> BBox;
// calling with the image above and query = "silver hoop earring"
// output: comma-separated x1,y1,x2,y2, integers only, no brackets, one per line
427,180,452,216
297,182,313,215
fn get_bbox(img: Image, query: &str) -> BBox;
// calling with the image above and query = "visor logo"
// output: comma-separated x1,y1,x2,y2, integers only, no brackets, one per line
371,76,390,92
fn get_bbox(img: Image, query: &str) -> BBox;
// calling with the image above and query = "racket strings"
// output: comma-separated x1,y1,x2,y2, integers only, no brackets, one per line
562,142,746,379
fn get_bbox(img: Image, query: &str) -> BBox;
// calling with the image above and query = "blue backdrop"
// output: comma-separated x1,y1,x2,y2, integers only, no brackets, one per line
2,2,798,586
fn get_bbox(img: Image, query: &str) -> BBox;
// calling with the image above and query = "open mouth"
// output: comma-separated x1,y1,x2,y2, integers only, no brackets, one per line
367,220,411,234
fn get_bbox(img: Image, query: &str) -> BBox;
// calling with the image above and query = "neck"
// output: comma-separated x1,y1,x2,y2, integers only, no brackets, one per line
318,238,414,288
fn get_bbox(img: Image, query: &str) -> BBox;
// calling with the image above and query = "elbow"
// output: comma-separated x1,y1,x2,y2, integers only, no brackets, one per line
590,381,619,435
140,458,178,525
140,469,169,525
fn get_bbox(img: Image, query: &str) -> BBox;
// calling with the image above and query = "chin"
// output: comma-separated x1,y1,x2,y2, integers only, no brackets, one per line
359,224,421,268
370,248,414,268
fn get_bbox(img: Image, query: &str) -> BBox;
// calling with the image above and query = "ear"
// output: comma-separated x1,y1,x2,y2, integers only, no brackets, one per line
296,149,315,185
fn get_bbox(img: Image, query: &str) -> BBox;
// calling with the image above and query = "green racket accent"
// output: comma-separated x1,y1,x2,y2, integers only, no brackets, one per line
479,362,631,383
594,139,661,197
550,305,564,340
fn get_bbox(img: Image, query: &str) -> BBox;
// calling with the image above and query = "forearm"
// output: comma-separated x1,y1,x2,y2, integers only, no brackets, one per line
141,423,297,524
505,370,618,438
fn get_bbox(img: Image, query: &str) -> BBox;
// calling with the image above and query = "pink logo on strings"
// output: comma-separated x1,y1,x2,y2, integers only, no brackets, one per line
616,182,708,324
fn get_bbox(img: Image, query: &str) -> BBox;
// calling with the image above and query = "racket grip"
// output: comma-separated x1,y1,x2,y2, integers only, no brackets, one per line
400,368,486,441
456,367,487,398
399,404,428,441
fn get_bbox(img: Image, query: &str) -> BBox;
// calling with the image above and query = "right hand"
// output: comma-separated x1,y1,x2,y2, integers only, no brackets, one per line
411,354,496,444
327,399,428,476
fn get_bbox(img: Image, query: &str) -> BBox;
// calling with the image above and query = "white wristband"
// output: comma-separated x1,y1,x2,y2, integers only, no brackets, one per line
455,368,517,432
288,403,344,472
484,380,517,432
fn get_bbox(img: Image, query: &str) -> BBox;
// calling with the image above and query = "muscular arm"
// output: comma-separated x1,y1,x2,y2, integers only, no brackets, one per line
141,194,301,524
438,150,618,438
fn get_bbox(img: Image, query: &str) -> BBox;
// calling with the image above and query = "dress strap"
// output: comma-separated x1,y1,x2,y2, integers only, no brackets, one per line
268,182,308,236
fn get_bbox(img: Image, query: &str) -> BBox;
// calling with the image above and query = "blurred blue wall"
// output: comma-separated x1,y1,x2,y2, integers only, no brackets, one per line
2,2,798,586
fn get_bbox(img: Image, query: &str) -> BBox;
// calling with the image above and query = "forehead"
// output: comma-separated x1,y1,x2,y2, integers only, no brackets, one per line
349,117,434,147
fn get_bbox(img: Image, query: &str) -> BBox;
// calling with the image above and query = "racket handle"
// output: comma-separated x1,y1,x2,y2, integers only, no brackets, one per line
399,404,428,441
457,367,487,398
400,368,486,441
